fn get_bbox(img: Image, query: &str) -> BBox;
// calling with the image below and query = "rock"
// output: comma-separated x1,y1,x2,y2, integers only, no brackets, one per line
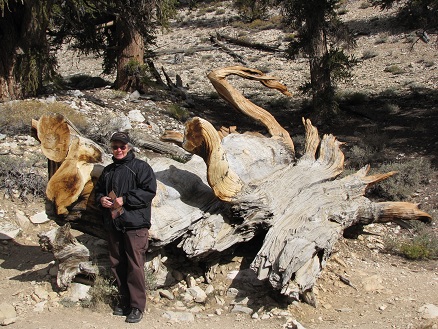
231,296,249,306
0,219,21,240
0,302,17,325
128,109,145,122
187,286,207,303
15,210,30,229
34,286,49,301
182,292,194,302
33,301,47,313
189,305,203,313
378,304,387,311
67,283,91,302
204,284,215,295
231,305,253,315
284,318,307,329
30,211,50,224
129,90,141,101
109,115,132,131
162,310,195,322
159,289,175,300
185,274,197,288
419,304,438,319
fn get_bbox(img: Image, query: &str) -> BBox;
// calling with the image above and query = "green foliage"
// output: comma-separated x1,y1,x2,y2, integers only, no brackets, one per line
83,276,118,310
164,104,190,122
0,155,47,201
281,0,356,116
233,0,270,22
144,269,157,291
362,49,378,59
369,158,433,201
326,48,357,82
371,0,438,29
384,222,438,260
347,145,378,169
384,64,406,75
0,100,89,135
338,90,369,105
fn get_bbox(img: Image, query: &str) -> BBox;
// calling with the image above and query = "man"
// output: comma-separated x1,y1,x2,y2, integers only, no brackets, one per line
95,131,157,323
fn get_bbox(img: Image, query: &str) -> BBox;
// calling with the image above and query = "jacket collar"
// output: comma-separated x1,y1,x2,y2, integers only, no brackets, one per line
112,150,135,165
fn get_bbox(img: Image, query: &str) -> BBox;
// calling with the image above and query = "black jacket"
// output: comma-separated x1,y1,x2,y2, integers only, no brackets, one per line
95,151,157,231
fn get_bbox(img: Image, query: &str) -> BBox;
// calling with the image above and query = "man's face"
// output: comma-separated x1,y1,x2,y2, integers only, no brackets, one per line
111,142,130,160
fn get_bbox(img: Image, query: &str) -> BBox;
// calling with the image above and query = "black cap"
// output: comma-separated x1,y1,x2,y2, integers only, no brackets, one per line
110,132,130,144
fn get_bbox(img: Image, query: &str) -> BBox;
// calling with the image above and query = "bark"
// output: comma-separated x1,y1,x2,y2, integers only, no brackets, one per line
114,19,144,92
32,66,432,302
305,4,335,114
0,0,53,101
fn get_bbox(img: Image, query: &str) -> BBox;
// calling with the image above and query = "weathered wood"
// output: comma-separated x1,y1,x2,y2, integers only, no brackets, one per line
31,66,432,302
38,223,98,289
209,35,246,64
207,66,295,156
135,133,192,161
214,32,282,53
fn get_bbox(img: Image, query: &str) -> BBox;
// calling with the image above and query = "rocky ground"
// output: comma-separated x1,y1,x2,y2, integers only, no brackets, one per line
0,0,438,328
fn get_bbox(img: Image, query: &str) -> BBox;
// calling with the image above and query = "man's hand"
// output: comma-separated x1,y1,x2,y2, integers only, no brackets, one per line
100,196,113,208
112,196,124,208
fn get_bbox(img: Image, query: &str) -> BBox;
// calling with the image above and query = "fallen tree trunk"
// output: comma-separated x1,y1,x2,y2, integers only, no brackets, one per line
32,66,431,301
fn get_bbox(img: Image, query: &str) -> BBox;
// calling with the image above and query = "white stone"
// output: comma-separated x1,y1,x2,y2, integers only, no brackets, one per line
15,210,30,229
159,289,175,300
162,310,195,322
419,304,438,319
0,302,17,322
30,211,50,224
128,109,145,122
188,286,207,303
226,287,239,297
67,283,91,302
204,284,215,295
0,219,21,239
231,305,253,314
129,90,140,100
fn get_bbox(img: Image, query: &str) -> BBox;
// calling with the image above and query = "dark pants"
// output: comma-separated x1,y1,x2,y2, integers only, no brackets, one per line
108,227,149,312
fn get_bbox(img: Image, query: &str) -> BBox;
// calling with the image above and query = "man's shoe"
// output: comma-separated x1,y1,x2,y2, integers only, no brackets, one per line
113,305,130,316
126,307,143,323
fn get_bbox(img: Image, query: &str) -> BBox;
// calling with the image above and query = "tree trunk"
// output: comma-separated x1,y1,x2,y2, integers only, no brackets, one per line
0,0,53,101
114,19,145,92
305,3,335,116
32,66,431,301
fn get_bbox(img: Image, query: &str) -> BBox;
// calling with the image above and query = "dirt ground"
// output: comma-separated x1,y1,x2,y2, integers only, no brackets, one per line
0,215,437,329
1,0,438,328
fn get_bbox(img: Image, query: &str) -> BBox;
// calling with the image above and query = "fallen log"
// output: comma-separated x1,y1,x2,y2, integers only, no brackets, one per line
214,32,282,53
32,66,431,301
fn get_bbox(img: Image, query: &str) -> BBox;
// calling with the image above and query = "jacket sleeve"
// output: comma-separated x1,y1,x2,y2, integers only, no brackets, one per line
94,168,108,207
123,162,157,209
